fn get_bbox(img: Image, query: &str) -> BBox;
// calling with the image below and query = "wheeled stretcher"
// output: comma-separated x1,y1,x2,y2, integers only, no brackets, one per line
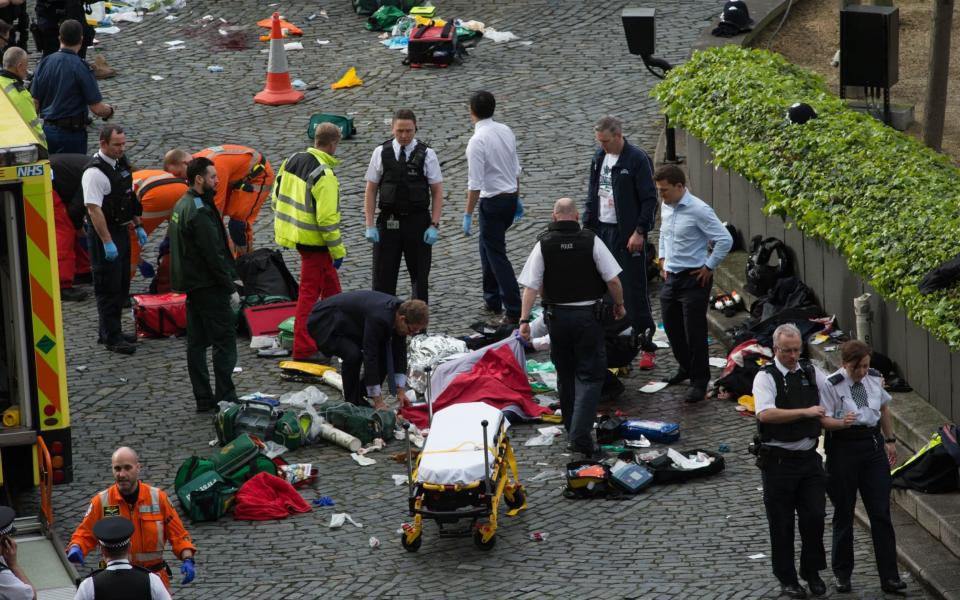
401,401,527,551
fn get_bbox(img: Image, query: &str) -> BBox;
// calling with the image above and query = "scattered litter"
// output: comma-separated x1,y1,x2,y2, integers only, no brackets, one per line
284,41,304,51
624,435,651,448
529,531,548,542
749,553,766,560
316,39,330,45
718,443,730,453
312,496,335,507
250,336,276,349
164,15,178,21
535,462,550,466
329,513,362,528
639,381,668,394
150,75,164,81
202,15,215,21
292,79,307,90
331,67,363,90
118,377,128,383
381,35,409,50
830,330,844,338
111,12,143,23
262,441,288,459
391,474,407,486
76,365,88,372
136,40,143,45
537,426,563,437
351,452,376,466
307,13,317,21
824,345,837,352
94,26,121,34
208,439,218,447
356,438,385,456
207,64,224,72
709,357,727,368
368,536,380,548
319,9,328,18
218,28,228,36
534,394,555,407
524,434,554,447
233,366,243,374
529,470,564,482
279,463,313,486
164,40,185,46
654,340,670,349
810,333,829,345
519,40,533,46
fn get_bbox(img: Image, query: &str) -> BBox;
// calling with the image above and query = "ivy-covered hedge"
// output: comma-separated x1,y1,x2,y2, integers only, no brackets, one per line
652,45,960,350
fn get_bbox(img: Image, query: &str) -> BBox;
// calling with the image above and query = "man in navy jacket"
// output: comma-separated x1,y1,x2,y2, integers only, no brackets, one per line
584,116,659,368
307,291,428,410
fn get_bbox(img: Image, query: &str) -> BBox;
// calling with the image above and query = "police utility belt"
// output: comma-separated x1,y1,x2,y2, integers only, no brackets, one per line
543,301,602,320
826,425,881,442
45,115,91,131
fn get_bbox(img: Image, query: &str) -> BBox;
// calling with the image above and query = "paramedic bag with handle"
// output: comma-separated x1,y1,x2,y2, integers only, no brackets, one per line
405,21,460,67
132,293,187,338
318,402,395,445
215,399,304,450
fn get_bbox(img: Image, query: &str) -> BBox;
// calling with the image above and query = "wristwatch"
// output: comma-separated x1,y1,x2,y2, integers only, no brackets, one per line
885,436,896,444
519,318,531,324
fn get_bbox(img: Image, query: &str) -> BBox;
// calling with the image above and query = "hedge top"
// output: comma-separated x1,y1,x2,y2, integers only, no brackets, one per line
652,45,960,350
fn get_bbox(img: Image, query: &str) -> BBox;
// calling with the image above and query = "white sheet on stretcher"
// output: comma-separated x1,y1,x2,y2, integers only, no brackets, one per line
417,402,509,485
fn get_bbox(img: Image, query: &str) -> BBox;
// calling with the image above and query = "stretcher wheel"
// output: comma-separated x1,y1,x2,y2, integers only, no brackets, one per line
505,488,526,509
401,532,422,552
473,529,496,551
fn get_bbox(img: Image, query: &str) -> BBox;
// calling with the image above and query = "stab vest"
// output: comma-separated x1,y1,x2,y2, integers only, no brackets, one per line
757,360,823,442
377,140,429,214
86,154,140,227
539,221,606,304
91,566,152,600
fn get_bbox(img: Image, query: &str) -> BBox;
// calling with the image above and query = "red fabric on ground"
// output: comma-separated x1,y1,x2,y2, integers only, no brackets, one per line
399,343,550,429
53,191,77,286
233,472,311,521
293,249,341,359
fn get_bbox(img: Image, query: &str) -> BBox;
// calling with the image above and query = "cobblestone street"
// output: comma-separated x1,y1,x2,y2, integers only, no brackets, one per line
20,0,935,597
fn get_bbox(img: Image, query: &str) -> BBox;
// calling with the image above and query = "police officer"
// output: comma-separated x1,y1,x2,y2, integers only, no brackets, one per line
517,198,625,457
821,340,906,595
82,125,143,355
0,4,28,52
33,0,94,58
363,108,443,303
74,516,171,600
30,20,114,155
170,156,240,412
752,323,828,598
1,46,44,144
0,506,36,600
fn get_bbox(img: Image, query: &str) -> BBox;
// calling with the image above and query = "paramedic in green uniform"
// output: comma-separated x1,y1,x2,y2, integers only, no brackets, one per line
169,156,240,412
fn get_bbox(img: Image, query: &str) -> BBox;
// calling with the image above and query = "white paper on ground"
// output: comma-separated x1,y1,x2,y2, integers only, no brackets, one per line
709,357,727,368
95,26,121,34
329,513,363,528
164,40,184,46
537,426,563,437
391,474,407,486
524,434,554,447
654,340,670,349
284,41,304,51
639,381,668,394
351,453,376,466
748,553,766,559
150,75,164,81
624,435,651,448
667,448,711,470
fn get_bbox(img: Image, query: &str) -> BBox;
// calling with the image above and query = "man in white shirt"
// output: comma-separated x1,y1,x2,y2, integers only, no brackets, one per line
0,507,35,600
462,90,523,325
364,109,443,303
518,198,625,457
82,125,144,355
74,516,170,600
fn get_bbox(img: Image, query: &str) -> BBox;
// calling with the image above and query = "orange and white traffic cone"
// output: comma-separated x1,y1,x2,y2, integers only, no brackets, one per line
254,12,304,106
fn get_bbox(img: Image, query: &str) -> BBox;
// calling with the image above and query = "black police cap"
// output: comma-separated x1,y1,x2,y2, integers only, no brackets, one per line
720,4,753,32
723,0,755,25
0,506,15,537
787,102,818,125
93,516,134,549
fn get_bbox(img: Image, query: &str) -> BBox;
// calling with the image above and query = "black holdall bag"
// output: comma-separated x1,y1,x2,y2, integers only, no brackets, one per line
235,248,299,300
745,236,791,296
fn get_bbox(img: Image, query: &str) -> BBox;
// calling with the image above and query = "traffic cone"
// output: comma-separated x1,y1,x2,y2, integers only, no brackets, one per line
254,12,304,106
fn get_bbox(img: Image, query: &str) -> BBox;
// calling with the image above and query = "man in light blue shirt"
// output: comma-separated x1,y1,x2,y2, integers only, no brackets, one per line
656,165,732,402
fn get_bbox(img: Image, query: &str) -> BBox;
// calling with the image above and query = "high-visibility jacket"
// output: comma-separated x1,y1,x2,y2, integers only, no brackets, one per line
129,170,188,277
0,70,45,146
69,482,196,590
272,147,345,259
193,144,274,220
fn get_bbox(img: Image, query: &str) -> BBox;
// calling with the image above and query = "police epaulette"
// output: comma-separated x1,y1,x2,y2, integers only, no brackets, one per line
868,368,882,377
828,372,845,385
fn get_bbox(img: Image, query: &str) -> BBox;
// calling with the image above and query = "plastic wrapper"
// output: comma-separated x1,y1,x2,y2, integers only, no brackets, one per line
279,463,313,485
406,334,468,393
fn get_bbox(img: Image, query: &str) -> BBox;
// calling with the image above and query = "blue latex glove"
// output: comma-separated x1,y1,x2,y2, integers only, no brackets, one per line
333,257,343,270
462,213,472,236
364,227,379,243
103,240,118,262
423,225,439,245
66,545,84,564
135,226,147,247
180,558,195,584
513,199,524,224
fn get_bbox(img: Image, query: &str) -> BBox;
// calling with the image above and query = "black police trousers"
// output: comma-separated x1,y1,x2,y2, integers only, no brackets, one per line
86,222,131,346
825,435,899,582
372,210,431,303
760,448,826,586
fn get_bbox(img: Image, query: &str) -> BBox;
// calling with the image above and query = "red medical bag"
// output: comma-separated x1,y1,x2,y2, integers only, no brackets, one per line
406,22,458,67
133,293,187,338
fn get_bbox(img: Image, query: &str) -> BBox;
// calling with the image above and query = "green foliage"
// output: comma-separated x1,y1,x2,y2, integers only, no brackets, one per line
652,46,960,349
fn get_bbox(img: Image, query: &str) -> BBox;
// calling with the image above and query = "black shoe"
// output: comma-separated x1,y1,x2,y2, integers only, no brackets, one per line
880,579,907,594
834,577,851,593
105,340,136,355
292,352,330,364
122,297,132,309
804,575,826,597
684,386,707,403
667,370,690,385
196,403,217,413
60,287,88,302
480,303,502,315
98,333,137,344
779,583,807,599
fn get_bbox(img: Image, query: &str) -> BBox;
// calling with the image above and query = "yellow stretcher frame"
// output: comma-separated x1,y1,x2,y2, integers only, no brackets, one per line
400,415,527,552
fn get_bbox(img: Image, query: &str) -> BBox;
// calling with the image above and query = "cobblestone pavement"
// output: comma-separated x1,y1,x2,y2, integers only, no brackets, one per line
19,0,935,598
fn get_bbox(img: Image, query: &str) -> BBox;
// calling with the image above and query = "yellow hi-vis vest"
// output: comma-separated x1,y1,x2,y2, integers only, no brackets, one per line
1,73,46,147
272,148,345,259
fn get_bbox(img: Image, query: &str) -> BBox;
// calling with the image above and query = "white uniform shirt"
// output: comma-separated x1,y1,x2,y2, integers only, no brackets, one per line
0,557,34,600
364,138,443,184
74,559,171,600
81,151,116,208
517,234,622,306
465,118,521,198
753,357,828,451
820,368,889,427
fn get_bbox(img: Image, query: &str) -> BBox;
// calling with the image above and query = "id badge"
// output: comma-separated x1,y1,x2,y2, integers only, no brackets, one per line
386,219,400,230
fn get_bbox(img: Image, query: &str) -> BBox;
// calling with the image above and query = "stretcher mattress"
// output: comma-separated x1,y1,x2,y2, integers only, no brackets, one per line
417,402,508,485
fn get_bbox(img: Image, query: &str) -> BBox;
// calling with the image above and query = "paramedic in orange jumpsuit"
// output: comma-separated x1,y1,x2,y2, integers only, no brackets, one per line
192,145,274,254
66,446,197,592
129,149,191,277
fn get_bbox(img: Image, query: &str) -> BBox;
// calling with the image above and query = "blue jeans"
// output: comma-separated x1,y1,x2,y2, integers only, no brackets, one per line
43,124,88,155
597,223,656,350
478,193,520,318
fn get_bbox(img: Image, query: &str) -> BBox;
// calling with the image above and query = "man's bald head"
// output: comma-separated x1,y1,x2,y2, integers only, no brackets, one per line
552,197,579,222
111,447,141,494
112,446,139,464
163,149,191,179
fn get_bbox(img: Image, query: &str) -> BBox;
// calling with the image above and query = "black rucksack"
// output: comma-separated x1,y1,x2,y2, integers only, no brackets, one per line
745,236,791,296
235,249,299,300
